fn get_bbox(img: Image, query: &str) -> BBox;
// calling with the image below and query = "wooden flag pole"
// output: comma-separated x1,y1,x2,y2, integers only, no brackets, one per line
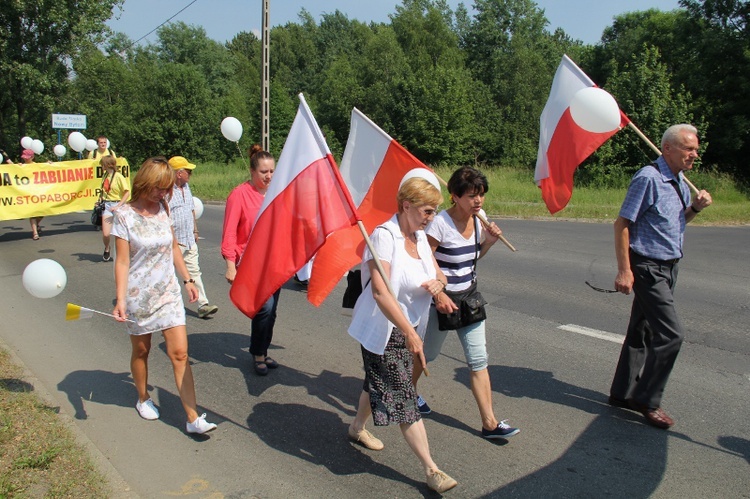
434,174,517,252
356,220,430,376
627,122,700,195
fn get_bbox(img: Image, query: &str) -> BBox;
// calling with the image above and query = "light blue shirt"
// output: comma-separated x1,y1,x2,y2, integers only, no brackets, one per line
619,156,690,260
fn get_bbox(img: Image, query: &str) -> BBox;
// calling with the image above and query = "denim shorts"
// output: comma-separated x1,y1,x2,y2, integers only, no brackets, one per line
423,306,489,371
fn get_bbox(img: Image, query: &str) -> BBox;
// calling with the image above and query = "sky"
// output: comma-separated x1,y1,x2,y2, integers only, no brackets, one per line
107,0,682,47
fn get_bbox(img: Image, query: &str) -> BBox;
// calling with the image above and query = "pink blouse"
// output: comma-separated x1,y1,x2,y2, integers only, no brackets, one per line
221,181,264,265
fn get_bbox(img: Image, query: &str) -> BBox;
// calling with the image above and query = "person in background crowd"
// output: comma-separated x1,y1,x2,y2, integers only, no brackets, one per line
0,148,12,164
88,135,116,159
21,148,44,240
413,166,520,440
112,157,216,435
347,174,457,494
168,155,218,319
100,155,130,261
608,124,712,429
221,145,281,376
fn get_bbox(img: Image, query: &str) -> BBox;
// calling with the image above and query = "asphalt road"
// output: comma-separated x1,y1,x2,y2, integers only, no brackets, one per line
0,208,748,498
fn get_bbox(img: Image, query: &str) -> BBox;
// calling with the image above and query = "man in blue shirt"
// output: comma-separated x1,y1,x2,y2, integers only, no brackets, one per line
608,124,712,429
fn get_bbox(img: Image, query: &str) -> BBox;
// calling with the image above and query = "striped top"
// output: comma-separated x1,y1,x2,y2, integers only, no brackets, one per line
426,210,484,293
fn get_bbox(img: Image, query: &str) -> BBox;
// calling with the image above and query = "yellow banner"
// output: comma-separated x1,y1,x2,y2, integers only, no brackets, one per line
0,158,131,221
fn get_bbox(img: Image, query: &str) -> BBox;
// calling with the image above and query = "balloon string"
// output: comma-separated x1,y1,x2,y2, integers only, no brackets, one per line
235,142,249,169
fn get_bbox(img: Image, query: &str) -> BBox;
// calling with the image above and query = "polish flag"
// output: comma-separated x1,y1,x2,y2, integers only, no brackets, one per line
307,108,432,306
535,54,630,214
230,94,358,318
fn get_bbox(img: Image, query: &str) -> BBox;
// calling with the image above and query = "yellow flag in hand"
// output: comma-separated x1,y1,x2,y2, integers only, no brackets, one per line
65,303,94,321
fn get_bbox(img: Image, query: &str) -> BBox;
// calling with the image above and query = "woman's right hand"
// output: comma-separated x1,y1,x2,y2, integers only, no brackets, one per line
225,262,237,284
434,292,458,315
404,330,426,370
113,301,128,322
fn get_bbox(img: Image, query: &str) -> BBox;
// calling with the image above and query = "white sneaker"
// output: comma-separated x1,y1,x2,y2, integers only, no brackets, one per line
186,413,217,434
135,398,159,420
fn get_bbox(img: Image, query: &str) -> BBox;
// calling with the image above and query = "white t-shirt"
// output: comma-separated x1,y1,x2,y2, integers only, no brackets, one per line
426,209,485,293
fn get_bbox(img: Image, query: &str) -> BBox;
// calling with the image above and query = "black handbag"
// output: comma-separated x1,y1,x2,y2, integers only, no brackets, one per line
91,174,107,226
91,199,104,226
436,281,487,330
435,215,487,330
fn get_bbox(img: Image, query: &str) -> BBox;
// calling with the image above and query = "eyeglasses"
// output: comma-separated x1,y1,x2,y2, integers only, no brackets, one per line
416,206,438,217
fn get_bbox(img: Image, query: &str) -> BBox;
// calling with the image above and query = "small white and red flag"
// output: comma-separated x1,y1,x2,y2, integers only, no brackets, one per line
535,54,630,214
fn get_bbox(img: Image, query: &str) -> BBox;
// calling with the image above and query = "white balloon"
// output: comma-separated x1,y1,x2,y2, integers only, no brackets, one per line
30,139,44,155
22,259,67,299
21,136,33,149
569,87,622,133
68,132,87,152
106,138,110,149
398,168,441,192
193,197,204,219
85,139,98,151
221,117,243,142
53,144,67,157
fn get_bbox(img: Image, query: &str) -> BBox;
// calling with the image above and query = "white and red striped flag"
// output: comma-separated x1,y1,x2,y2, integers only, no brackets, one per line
535,54,630,214
307,108,432,306
230,94,358,318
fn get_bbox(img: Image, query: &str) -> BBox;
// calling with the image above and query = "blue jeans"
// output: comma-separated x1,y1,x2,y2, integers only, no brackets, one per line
250,290,280,357
423,306,489,371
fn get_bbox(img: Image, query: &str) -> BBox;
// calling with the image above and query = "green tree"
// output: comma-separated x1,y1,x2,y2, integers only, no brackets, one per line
680,0,749,181
0,0,123,153
461,0,573,166
581,46,705,187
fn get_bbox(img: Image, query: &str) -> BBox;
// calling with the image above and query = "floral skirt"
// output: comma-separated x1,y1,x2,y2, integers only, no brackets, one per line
361,327,420,426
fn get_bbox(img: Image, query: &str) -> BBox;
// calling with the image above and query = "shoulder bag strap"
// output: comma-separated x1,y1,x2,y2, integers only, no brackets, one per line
471,215,480,283
650,162,687,211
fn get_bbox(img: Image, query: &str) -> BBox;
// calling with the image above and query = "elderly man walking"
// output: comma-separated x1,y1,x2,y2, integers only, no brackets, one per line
608,124,712,429
168,156,218,319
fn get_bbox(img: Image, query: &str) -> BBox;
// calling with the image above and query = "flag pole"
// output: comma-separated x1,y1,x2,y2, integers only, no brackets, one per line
356,220,430,377
434,174,517,252
627,122,700,195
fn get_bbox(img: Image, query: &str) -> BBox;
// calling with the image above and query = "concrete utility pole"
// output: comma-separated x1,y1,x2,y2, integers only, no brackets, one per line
261,0,270,151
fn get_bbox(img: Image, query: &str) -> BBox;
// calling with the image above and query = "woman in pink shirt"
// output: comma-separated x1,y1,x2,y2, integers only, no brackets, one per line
221,145,280,376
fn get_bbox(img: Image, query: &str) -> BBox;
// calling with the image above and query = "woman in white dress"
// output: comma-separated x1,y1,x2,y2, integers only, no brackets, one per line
112,157,216,435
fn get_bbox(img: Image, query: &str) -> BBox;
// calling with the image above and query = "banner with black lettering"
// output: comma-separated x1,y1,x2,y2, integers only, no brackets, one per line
0,158,130,221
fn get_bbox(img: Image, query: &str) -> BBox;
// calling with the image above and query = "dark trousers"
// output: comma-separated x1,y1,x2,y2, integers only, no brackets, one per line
610,252,684,409
250,289,280,357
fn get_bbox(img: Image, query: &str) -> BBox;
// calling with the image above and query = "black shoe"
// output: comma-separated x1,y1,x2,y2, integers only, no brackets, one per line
254,360,268,376
417,395,432,415
103,250,111,262
481,420,520,439
608,395,633,410
264,357,279,369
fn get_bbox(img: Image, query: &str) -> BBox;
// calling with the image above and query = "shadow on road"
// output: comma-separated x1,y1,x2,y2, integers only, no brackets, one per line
57,369,136,420
450,364,671,497
185,331,362,416
247,402,426,494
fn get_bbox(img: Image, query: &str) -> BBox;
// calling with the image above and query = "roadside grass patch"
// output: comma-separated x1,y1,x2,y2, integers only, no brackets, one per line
0,348,109,498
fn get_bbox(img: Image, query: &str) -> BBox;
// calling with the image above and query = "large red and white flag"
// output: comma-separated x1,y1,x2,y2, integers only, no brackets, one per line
307,108,432,306
230,94,358,318
535,54,630,214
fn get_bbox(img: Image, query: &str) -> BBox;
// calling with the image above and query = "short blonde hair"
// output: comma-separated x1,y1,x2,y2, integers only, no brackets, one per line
397,178,443,213
130,157,175,204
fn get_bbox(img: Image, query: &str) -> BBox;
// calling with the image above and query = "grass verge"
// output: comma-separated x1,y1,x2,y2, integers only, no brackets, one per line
188,161,750,225
0,347,109,498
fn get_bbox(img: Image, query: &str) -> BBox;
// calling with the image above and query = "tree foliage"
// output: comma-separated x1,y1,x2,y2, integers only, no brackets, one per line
0,0,122,155
0,0,747,185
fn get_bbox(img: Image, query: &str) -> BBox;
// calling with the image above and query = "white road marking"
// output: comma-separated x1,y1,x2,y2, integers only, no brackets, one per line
558,324,624,344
